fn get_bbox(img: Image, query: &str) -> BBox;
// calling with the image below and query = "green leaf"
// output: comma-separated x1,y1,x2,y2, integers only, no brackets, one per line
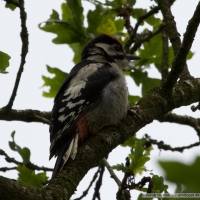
114,19,124,32
42,65,67,98
50,9,60,20
126,0,136,7
17,166,48,188
0,51,11,73
87,8,102,33
129,141,150,174
97,18,117,35
175,183,183,193
112,163,129,172
159,157,200,192
5,1,17,11
152,175,168,193
8,131,31,164
131,8,147,19
186,50,194,60
67,0,84,29
130,69,160,96
39,2,86,45
145,15,162,30
128,95,140,106
19,147,31,164
105,0,125,7
121,135,137,147
69,43,84,64
39,20,85,44
142,77,160,96
9,131,21,152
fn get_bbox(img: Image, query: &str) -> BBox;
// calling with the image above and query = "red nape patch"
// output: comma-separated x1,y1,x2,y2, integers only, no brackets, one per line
77,116,89,143
106,34,122,45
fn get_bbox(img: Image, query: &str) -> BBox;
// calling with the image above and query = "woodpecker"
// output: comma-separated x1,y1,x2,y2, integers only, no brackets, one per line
49,34,140,178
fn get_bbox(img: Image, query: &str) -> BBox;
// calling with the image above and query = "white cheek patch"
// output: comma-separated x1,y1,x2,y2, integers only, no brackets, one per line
95,42,124,57
95,43,109,52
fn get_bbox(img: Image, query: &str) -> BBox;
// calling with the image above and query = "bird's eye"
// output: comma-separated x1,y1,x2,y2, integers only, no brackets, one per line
115,45,121,51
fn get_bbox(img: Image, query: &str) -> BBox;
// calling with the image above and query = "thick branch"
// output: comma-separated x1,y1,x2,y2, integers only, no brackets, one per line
4,0,29,109
1,77,200,199
0,108,51,124
0,78,200,200
46,78,200,199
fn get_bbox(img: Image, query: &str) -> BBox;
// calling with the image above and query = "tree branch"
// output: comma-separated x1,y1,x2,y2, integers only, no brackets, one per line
46,77,200,199
157,113,200,138
1,76,200,199
4,0,29,109
160,1,200,92
0,108,51,124
161,26,169,82
73,167,100,200
0,149,53,172
92,164,104,200
102,158,121,187
157,0,181,54
145,134,200,152
130,24,164,54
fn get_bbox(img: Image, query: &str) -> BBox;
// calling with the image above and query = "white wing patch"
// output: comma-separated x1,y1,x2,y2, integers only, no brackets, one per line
66,100,85,109
63,82,86,100
60,132,78,171
59,107,65,112
58,111,75,122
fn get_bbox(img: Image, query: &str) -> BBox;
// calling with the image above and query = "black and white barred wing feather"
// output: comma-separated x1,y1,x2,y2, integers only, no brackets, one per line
49,60,115,176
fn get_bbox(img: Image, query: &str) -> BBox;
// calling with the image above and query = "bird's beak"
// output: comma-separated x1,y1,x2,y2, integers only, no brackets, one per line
125,53,141,61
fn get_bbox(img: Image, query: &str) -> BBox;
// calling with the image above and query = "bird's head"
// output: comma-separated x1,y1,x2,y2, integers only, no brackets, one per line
81,34,140,70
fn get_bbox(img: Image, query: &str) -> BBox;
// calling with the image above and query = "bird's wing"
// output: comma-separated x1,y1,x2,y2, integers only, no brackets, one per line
49,60,115,159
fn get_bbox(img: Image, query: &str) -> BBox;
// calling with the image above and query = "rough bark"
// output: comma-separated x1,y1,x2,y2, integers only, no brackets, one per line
1,77,200,200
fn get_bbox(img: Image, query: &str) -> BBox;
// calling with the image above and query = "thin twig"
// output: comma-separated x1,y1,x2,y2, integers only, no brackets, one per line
102,158,122,187
157,0,181,54
130,24,164,54
145,134,200,152
157,113,200,138
0,167,17,172
159,1,200,92
191,102,200,112
4,0,29,109
73,167,101,200
118,7,133,36
124,0,176,52
0,149,53,172
161,25,169,82
92,165,104,200
0,108,51,124
124,6,159,52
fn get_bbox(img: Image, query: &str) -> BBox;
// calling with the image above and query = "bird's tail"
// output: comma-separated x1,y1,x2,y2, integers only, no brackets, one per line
51,132,78,178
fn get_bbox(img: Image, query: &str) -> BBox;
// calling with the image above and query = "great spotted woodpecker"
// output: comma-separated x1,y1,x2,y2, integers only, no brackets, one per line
49,34,140,178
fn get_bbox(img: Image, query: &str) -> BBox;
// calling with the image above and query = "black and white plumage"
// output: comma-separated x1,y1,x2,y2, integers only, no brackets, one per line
49,34,140,178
